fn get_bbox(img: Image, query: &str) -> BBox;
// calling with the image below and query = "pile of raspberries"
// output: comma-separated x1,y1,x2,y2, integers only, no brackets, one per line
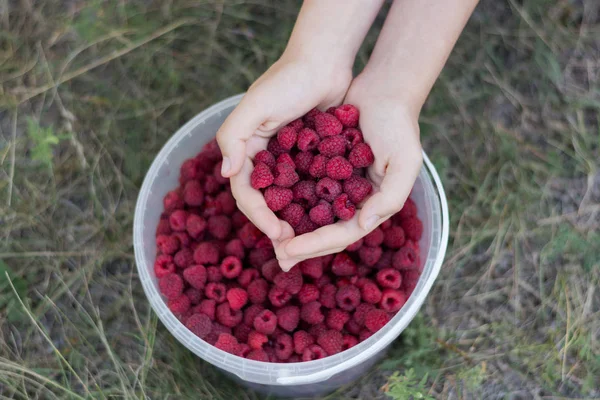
153,121,423,364
250,105,374,234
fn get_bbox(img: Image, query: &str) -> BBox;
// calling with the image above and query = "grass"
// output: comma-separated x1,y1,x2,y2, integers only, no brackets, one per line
0,0,599,398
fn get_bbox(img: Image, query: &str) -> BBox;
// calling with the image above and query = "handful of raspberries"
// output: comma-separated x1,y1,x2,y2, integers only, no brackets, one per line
250,105,374,234
153,111,424,363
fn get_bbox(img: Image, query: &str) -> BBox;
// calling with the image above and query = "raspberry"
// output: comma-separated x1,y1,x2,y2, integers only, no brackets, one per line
295,215,318,235
331,253,357,276
183,180,204,207
364,309,390,332
380,289,406,313
361,281,382,304
248,330,269,349
318,135,347,157
376,269,402,289
353,303,375,326
216,191,236,215
173,248,193,268
276,126,297,150
309,155,328,178
234,323,252,343
293,330,314,354
364,228,384,247
238,222,262,248
299,258,323,279
225,238,245,259
401,217,423,241
156,217,172,235
279,203,305,227
359,329,373,342
243,304,265,326
264,186,293,211
277,153,296,169
297,128,320,151
195,153,216,173
159,273,184,300
335,285,361,311
276,306,300,332
208,215,232,240
179,158,202,184
334,104,359,128
397,197,417,220
342,334,358,351
326,107,336,115
254,150,276,170
326,156,353,180
247,278,268,304
185,313,212,339
319,284,337,308
273,163,299,188
183,265,207,289
342,128,363,149
202,195,222,217
314,113,343,137
309,202,334,226
169,210,188,232
247,349,269,361
293,181,318,208
381,219,393,230
273,267,303,294
268,286,292,307
303,108,321,129
193,242,219,264
214,333,240,355
254,309,277,334
196,299,216,320
203,176,220,195
206,266,223,283
348,143,375,168
202,139,222,160
237,268,259,288
267,136,287,157
383,226,405,249
287,118,304,131
316,178,342,202
345,319,361,335
238,343,251,358
154,255,175,278
358,246,383,267
343,175,373,204
248,248,274,269
403,270,420,294
156,235,180,255
205,282,226,303
302,344,328,361
219,256,242,279
354,277,370,289
326,309,350,331
300,301,324,324
216,302,243,327
250,162,274,190
332,193,356,221
298,284,320,304
174,232,191,249
308,323,328,338
317,330,343,355
294,151,314,174
226,287,248,310
261,258,281,282
345,238,363,252
392,247,417,270
168,295,191,315
164,190,184,212
275,333,294,360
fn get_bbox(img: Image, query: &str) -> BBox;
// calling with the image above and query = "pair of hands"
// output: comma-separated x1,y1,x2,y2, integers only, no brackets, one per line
216,56,423,271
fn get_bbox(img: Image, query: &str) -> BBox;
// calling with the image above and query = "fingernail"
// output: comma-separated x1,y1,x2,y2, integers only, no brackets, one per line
221,157,231,176
365,215,380,231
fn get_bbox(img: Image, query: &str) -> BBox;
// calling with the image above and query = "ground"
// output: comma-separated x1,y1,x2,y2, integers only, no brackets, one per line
0,0,599,399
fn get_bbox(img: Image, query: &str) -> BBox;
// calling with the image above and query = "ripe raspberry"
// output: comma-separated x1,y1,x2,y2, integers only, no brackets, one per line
297,128,320,151
326,309,350,331
397,197,417,220
173,232,191,250
279,203,305,227
294,151,314,174
237,268,258,288
186,287,203,305
315,177,342,202
401,217,423,241
293,330,314,354
342,334,358,351
205,282,226,303
358,246,383,267
164,190,184,212
202,195,222,217
237,222,261,249
302,344,328,361
294,215,318,235
298,284,320,304
335,285,361,311
299,258,323,279
183,265,207,289
383,226,405,249
173,248,193,268
243,304,264,326
254,150,276,170
342,128,363,149
376,269,402,289
154,255,175,278
169,210,187,232
293,180,318,208
250,162,274,190
159,273,184,300
345,319,361,335
345,238,363,252
247,278,268,304
314,113,343,137
264,186,293,212
267,136,287,157
348,143,374,168
364,309,390,332
203,175,221,195
331,253,358,276
273,267,303,294
319,284,337,308
195,153,216,173
254,310,277,334
268,286,292,307
303,108,321,129
261,259,281,282
216,302,243,327
318,135,347,157
183,180,204,207
247,349,269,361
214,333,240,355
309,155,328,178
317,330,343,355
209,323,232,344
206,266,222,283
207,215,232,240
179,158,202,184
226,287,248,310
392,247,417,270
185,313,212,339
168,295,191,315
359,329,373,342
233,323,252,343
332,193,356,221
403,270,419,295
300,301,324,324
156,235,180,255
216,191,236,215
202,139,222,160
309,202,334,226
361,281,382,304
287,118,304,131
343,175,373,204
193,242,219,265
334,104,359,128
275,333,294,360
238,343,251,358
224,238,245,259
364,228,384,247
196,299,216,320
273,163,299,188
380,289,407,313
156,217,172,236
353,303,375,326
219,256,241,279
326,156,353,180
276,152,295,168
326,107,336,115
248,330,269,349
277,126,297,150
276,306,300,332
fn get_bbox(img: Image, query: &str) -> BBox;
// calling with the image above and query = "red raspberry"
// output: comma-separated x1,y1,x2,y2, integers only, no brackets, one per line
392,247,417,270
185,288,201,306
308,155,328,178
358,246,383,267
319,284,337,308
264,186,293,212
219,256,242,279
317,330,343,355
345,238,363,252
237,343,251,358
376,269,402,289
183,265,207,289
294,215,318,235
261,259,281,282
318,135,347,157
202,195,222,217
267,136,287,157
303,108,321,129
207,215,232,240
248,330,268,349
159,273,183,300
332,193,356,221
233,323,252,343
275,333,294,360
342,334,358,351
287,118,305,131
249,248,275,269
214,333,240,355
403,269,419,291
334,104,359,128
326,309,350,331
185,313,212,339
183,180,204,207
227,287,248,310
326,156,353,180
169,210,187,232
247,278,268,304
247,349,269,361
254,150,276,170
173,232,191,249
298,301,323,325
273,163,299,188
173,248,193,268
193,242,219,265
353,303,375,326
154,255,175,278
314,113,343,137
268,286,292,307
307,323,327,339
168,295,191,315
202,139,222,160
179,158,203,184
237,268,259,288
276,306,300,332
345,319,361,335
216,302,243,327
156,217,172,236
293,180,318,208
380,289,407,313
364,309,390,332
203,175,221,195
276,126,297,150
331,253,357,276
273,266,303,294
163,190,184,212
254,310,277,334
225,238,245,259
309,202,334,226
364,228,384,247
299,258,323,279
238,222,262,248
250,162,274,190
383,226,405,249
397,197,417,220
277,153,296,168
256,235,273,249
359,329,373,342
355,277,370,289
348,143,375,168
206,266,222,283
156,235,180,255
279,203,305,227
293,330,314,354
361,281,382,304
195,153,216,173
343,175,373,204
195,299,216,320
401,216,423,241
294,151,314,174
302,344,328,361
298,284,320,304
326,106,336,115
243,304,264,326
315,177,342,202
207,323,232,345
335,285,361,311
216,191,236,215
205,282,226,303
342,128,363,149
297,128,320,151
